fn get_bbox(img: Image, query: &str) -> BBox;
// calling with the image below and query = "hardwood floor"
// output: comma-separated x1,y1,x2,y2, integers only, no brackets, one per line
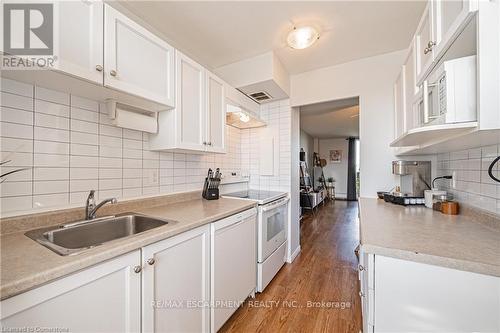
219,200,362,333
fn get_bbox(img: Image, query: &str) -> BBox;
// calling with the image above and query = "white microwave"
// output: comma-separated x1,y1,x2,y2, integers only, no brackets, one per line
419,55,477,126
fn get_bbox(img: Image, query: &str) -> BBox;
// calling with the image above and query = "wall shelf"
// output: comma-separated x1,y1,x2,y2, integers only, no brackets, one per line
394,128,500,156
390,122,478,148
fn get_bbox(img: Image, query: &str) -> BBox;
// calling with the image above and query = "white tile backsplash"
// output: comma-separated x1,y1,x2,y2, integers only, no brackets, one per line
0,79,246,215
241,100,291,193
436,145,500,215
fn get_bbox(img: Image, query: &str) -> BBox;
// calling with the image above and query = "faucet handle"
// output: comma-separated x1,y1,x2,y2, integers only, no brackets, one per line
86,190,96,205
85,190,96,219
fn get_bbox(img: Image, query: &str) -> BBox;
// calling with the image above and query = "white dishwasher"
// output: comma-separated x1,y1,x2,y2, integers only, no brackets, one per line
210,207,257,332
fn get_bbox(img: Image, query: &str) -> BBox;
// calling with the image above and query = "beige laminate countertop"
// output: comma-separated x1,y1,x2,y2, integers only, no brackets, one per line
0,197,256,300
359,198,500,277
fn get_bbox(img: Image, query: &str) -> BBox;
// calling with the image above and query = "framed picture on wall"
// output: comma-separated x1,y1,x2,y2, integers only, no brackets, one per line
330,150,342,163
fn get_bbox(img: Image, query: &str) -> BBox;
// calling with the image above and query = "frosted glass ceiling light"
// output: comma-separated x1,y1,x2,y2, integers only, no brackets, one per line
238,112,250,123
287,26,320,50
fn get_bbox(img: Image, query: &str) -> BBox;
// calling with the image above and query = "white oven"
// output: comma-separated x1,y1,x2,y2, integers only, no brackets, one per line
421,55,477,126
221,189,289,293
257,195,289,292
258,196,289,262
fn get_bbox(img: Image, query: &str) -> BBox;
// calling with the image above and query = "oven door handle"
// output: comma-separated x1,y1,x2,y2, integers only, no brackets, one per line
261,197,290,212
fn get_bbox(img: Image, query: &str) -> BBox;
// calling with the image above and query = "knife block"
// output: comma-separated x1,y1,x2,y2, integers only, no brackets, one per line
203,187,219,200
202,177,219,200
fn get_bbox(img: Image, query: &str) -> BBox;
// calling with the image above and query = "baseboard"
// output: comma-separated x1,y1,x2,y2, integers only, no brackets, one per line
287,245,301,263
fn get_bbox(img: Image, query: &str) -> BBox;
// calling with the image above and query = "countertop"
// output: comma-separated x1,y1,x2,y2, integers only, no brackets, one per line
359,198,500,277
0,197,257,300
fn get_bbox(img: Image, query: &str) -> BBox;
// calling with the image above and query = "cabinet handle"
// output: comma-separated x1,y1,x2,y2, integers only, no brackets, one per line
133,265,142,273
358,264,365,272
95,65,103,72
424,47,430,55
147,258,155,265
427,41,435,49
110,70,117,77
359,291,365,298
208,142,212,146
203,141,207,145
423,80,430,123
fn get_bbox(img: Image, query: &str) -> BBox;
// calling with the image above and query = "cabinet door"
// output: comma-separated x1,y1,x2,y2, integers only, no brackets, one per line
0,251,141,332
53,0,103,84
142,225,210,333
403,42,417,131
432,0,478,56
176,51,206,151
359,250,375,333
211,210,257,332
206,72,226,153
374,255,500,332
394,68,405,139
104,4,175,107
415,3,435,81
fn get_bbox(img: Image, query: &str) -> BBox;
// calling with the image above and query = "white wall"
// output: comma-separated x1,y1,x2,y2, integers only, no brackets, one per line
318,138,349,199
291,50,435,197
241,100,291,192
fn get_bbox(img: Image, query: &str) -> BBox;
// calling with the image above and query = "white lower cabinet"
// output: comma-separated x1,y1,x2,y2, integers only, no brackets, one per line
211,208,257,332
1,210,257,333
0,251,141,332
142,225,211,333
359,252,500,333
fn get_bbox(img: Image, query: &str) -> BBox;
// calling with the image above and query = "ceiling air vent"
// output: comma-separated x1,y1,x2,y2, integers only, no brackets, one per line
247,91,273,103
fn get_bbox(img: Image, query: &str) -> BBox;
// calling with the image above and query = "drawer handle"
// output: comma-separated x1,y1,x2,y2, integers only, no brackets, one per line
147,258,155,265
95,64,103,72
133,265,142,273
110,70,117,77
359,291,365,298
358,264,365,272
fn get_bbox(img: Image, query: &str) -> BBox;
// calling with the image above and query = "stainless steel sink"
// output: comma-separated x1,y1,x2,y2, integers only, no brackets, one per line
25,214,172,256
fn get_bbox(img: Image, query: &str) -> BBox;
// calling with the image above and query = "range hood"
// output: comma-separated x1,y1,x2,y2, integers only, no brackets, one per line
215,52,290,104
225,83,266,129
226,104,266,129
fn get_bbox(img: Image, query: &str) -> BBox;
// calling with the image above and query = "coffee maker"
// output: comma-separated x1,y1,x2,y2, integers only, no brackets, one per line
385,160,431,205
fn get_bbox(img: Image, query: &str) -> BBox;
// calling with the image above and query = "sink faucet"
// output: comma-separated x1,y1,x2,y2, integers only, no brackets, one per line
85,190,117,220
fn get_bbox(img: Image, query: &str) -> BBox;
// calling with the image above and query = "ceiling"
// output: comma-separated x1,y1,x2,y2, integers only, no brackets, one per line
119,1,425,75
300,97,359,139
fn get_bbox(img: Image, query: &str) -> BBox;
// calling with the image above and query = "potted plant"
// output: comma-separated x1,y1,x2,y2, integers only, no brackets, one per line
327,177,335,187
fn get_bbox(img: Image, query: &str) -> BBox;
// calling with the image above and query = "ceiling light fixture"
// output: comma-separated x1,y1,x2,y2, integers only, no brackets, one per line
238,112,250,123
287,26,320,50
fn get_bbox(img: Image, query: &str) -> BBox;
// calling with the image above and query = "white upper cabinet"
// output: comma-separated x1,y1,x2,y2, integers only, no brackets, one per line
394,68,405,139
403,40,417,132
150,52,227,153
206,72,226,153
415,2,436,82
432,0,478,56
104,4,175,107
54,0,103,85
176,51,206,151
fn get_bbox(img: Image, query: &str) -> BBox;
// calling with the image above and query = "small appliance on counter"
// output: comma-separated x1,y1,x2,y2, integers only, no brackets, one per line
382,161,431,206
383,192,425,206
202,168,221,200
392,160,431,197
